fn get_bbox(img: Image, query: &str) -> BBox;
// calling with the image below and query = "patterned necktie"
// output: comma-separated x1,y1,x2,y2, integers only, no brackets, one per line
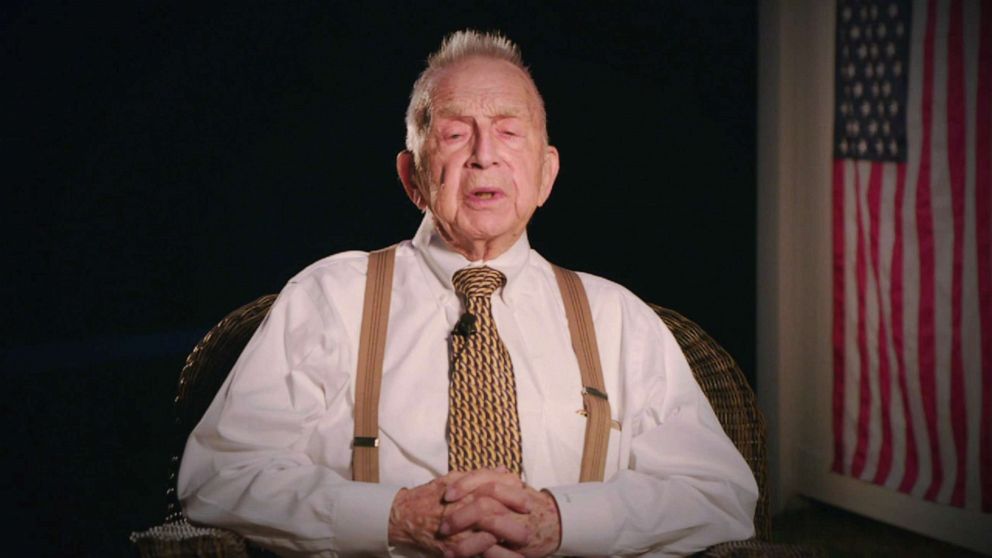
448,266,523,475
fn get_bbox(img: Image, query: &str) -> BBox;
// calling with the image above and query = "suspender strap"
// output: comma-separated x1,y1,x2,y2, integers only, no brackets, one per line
352,246,396,482
552,265,612,483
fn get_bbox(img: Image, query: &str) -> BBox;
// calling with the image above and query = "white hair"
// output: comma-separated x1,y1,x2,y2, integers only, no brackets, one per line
404,30,547,167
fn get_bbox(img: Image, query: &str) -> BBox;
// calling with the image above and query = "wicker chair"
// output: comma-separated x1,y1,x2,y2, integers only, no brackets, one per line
131,295,818,557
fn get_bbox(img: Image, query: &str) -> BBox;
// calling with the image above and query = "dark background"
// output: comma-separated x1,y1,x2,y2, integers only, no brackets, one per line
2,2,756,555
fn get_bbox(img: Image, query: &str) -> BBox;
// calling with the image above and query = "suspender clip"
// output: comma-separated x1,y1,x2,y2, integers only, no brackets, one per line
582,386,609,400
353,436,379,448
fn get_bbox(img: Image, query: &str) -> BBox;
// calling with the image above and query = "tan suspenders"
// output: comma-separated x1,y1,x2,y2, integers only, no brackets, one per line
351,246,612,483
351,247,396,483
551,265,612,482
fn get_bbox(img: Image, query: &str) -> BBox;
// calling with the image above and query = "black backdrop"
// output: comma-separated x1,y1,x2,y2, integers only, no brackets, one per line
2,2,756,555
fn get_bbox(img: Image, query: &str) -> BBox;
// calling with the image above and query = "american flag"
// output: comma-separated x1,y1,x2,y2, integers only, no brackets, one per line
832,0,991,512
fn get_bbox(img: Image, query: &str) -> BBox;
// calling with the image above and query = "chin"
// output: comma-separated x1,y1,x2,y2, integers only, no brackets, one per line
470,226,514,242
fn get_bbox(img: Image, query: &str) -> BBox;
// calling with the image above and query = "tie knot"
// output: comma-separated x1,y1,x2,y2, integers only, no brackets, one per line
452,266,506,298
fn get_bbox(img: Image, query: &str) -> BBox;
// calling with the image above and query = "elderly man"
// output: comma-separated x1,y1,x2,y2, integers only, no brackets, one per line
178,30,757,557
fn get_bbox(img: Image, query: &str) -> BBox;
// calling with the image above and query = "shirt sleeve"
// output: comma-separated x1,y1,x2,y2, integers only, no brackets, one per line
177,277,402,556
545,294,758,556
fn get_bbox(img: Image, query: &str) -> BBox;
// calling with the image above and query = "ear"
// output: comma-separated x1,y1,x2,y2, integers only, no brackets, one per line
537,145,560,207
397,150,427,210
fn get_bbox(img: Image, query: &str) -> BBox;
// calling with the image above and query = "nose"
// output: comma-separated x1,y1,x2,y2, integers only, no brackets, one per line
467,128,497,169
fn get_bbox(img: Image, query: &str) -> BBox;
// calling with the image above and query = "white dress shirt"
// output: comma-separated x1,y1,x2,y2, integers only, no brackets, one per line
178,216,758,557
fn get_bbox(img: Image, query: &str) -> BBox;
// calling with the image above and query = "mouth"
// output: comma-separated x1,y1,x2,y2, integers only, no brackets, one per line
466,187,504,202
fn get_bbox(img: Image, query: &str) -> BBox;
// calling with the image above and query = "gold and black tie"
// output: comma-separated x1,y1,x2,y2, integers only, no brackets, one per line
448,266,523,475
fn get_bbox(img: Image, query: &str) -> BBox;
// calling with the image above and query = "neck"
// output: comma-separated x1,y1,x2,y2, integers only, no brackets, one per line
439,231,518,262
451,238,513,262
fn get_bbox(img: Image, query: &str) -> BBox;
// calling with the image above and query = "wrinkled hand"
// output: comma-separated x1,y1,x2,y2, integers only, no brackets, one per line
388,477,452,555
388,472,526,557
440,469,561,558
387,469,561,558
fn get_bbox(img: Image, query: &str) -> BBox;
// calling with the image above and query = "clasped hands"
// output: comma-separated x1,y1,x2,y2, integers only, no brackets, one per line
388,468,561,557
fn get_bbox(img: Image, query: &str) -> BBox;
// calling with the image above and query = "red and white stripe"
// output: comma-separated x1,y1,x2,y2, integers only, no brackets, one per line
832,0,992,512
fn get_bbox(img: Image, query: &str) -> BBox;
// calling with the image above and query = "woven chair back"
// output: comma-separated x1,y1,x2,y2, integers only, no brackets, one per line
163,294,277,523
650,304,770,540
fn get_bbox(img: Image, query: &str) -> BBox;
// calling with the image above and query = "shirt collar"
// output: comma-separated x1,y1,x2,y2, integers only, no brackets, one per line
412,213,531,302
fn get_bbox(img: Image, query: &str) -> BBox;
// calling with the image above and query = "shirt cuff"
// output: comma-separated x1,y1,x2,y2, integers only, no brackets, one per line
329,481,402,555
545,483,619,556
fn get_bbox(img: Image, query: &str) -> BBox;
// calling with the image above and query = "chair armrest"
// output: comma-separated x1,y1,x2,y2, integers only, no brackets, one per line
696,538,825,557
130,518,249,558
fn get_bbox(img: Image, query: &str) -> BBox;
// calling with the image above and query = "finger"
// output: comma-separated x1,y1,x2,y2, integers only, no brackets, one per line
445,469,521,501
438,470,469,485
482,544,525,558
441,496,506,535
444,530,498,558
445,469,513,499
469,482,531,513
441,499,531,546
477,514,531,547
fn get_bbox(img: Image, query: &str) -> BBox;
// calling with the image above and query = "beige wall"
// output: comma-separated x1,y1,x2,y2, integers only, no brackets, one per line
755,1,991,553
756,0,836,515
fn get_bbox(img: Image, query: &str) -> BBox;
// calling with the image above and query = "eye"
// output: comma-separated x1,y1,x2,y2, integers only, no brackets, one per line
442,129,470,143
497,120,525,138
439,122,470,142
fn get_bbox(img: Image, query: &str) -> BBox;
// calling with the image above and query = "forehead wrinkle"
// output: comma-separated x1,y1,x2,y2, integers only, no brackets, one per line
434,103,528,122
432,92,534,128
431,71,536,120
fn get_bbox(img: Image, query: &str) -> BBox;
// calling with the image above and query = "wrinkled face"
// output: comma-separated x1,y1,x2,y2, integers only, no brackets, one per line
407,56,558,258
